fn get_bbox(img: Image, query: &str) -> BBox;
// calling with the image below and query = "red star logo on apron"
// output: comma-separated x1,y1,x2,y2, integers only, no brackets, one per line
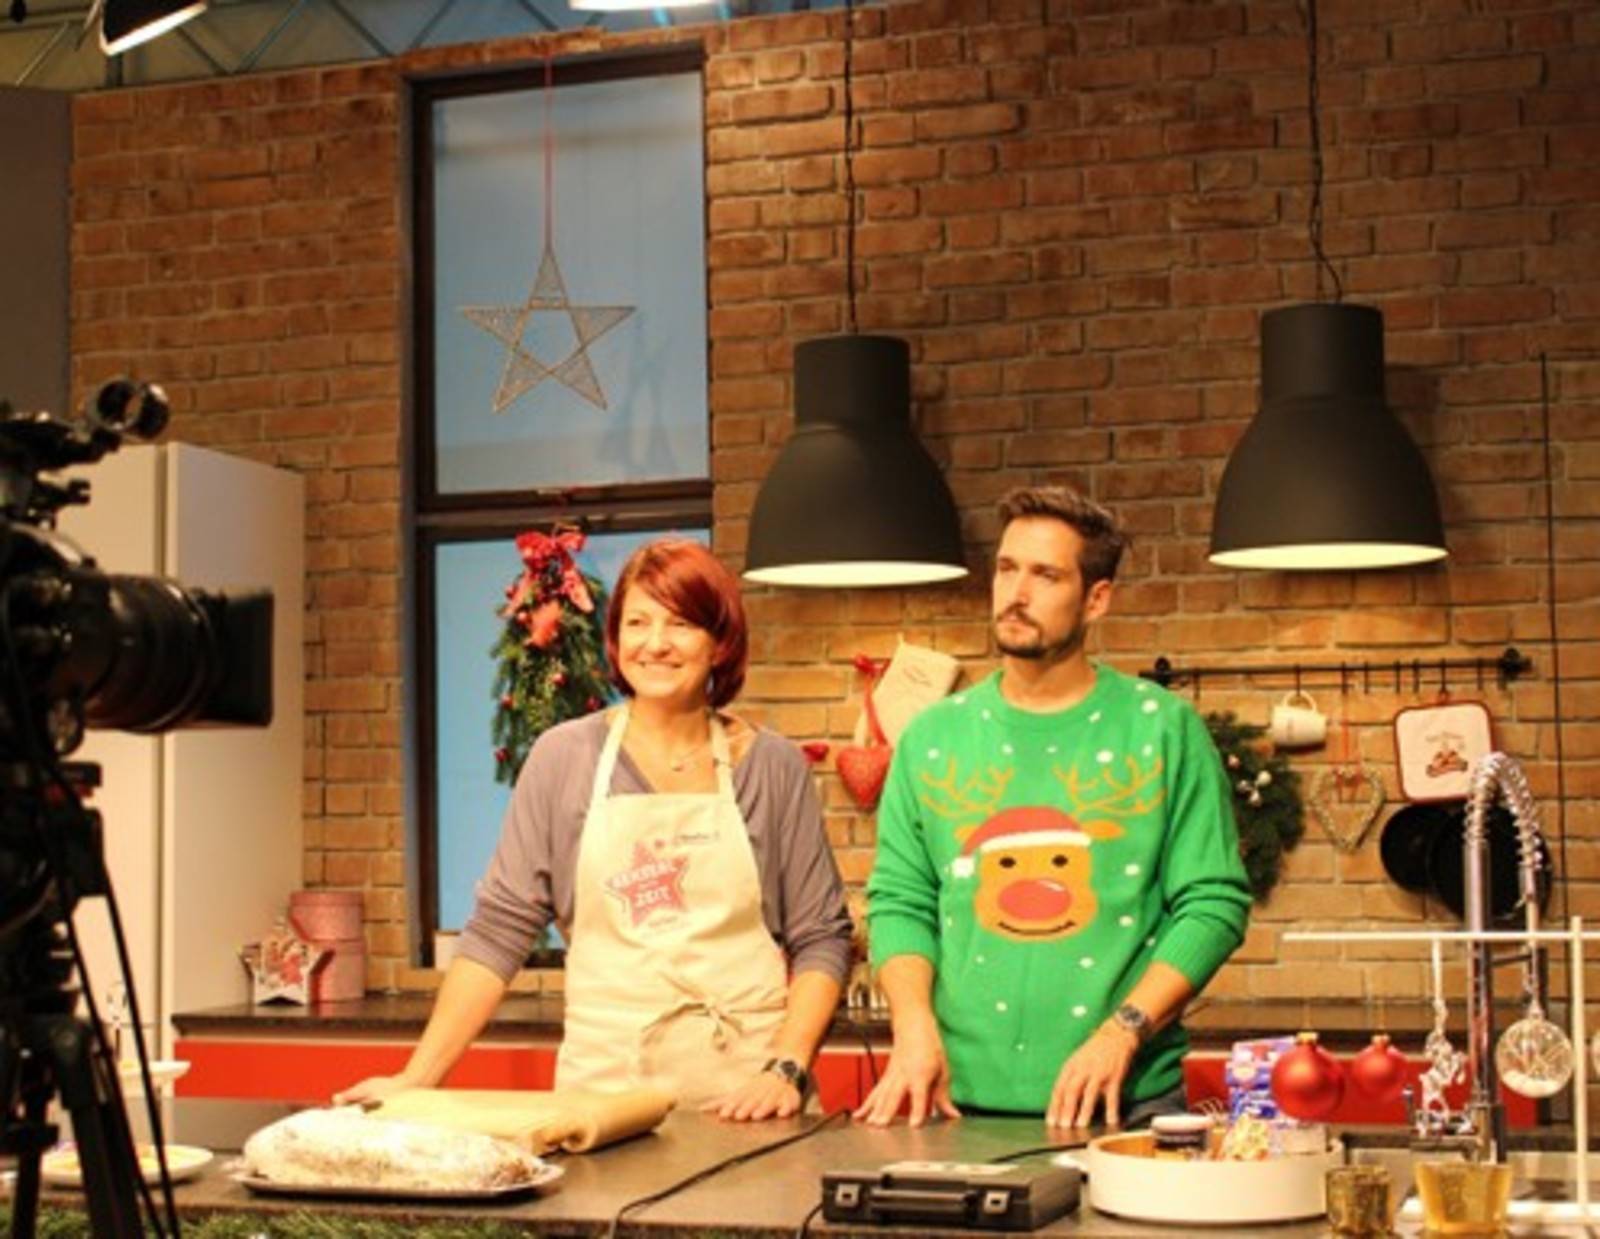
603,841,689,926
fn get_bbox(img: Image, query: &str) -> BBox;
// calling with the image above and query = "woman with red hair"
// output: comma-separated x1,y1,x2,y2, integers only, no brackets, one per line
339,539,852,1119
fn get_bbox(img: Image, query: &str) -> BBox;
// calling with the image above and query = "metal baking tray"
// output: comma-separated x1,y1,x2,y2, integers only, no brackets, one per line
233,1162,563,1201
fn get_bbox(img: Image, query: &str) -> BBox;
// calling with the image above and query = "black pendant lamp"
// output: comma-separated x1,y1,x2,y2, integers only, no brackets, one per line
741,0,967,589
743,334,966,588
1207,0,1446,571
99,0,207,55
1209,303,1447,570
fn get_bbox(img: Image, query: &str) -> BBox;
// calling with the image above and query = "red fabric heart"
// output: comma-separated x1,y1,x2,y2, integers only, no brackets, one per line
839,660,891,811
838,744,891,811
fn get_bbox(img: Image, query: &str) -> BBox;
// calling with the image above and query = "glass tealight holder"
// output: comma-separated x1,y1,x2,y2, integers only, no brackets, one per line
1325,1164,1394,1236
1414,1160,1513,1236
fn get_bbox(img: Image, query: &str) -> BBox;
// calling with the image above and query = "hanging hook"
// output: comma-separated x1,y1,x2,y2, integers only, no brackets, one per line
1438,658,1449,701
1339,661,1349,698
1294,664,1303,696
1412,659,1421,694
1191,670,1202,702
1362,660,1371,696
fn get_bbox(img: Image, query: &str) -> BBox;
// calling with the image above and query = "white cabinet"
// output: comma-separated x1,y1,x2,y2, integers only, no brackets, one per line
58,442,304,1060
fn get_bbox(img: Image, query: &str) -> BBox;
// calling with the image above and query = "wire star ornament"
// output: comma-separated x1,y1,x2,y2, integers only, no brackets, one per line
460,242,635,414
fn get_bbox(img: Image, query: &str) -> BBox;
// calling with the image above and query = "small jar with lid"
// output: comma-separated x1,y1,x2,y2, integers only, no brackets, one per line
1149,1113,1214,1159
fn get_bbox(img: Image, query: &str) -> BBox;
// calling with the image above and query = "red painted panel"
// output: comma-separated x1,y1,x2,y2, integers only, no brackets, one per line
174,1039,557,1103
181,1039,1530,1128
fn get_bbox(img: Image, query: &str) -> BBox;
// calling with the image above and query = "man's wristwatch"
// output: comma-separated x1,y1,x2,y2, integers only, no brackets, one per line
762,1057,812,1098
1109,1003,1154,1046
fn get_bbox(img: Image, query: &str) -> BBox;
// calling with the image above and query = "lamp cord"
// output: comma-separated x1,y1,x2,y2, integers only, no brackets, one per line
1305,0,1343,303
842,0,858,334
1540,353,1569,921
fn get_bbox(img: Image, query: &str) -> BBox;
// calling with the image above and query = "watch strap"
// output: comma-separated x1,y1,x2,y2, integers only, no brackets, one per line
763,1056,812,1097
1111,1002,1154,1046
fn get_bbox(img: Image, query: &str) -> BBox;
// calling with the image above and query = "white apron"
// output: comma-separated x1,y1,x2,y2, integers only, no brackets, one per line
554,707,789,1106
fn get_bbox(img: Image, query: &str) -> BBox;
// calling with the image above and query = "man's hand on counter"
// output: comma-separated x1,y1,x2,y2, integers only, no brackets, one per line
1047,1020,1138,1129
852,1015,961,1128
701,1070,803,1122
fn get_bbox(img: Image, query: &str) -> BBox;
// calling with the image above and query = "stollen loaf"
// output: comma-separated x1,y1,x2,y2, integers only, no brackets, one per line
241,1106,546,1191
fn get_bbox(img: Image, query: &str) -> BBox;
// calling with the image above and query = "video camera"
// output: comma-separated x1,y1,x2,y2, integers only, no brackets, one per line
0,379,276,1239
0,379,273,757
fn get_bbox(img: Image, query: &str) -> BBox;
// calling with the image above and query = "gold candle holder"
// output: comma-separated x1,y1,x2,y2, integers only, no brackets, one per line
1325,1164,1395,1236
1413,1160,1513,1236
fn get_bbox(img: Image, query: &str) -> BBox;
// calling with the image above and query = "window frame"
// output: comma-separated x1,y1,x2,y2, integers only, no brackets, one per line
404,46,713,966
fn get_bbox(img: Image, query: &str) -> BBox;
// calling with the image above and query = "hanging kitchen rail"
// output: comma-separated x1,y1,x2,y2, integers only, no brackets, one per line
1139,646,1533,695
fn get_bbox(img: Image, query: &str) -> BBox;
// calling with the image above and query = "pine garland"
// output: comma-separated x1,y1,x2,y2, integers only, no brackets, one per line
0,1210,537,1238
1205,711,1305,901
489,527,611,785
0,1207,751,1238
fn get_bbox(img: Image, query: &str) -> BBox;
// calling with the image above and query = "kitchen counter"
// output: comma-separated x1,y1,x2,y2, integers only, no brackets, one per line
15,1111,1359,1237
20,1113,1592,1237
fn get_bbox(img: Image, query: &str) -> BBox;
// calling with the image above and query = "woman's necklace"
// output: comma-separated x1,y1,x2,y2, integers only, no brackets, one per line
634,714,715,772
662,737,712,772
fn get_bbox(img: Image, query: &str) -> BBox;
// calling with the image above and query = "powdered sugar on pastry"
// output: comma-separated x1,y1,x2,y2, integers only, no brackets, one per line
243,1107,546,1190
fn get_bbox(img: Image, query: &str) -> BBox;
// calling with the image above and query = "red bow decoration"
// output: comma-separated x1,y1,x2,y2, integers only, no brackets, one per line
501,525,594,648
838,656,892,811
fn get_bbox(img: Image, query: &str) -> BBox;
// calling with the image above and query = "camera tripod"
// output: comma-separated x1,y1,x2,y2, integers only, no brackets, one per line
0,773,170,1239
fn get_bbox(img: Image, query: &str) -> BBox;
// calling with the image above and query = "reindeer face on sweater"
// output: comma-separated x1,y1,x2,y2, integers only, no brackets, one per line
922,753,1165,943
954,806,1124,941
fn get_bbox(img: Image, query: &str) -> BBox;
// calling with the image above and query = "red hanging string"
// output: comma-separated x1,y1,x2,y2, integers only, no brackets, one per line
542,50,555,252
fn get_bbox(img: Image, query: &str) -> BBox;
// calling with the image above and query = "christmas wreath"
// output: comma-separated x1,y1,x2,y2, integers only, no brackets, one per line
490,527,611,785
1205,711,1305,901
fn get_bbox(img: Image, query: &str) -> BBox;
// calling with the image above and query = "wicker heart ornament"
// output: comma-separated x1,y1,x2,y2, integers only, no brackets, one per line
1309,764,1386,853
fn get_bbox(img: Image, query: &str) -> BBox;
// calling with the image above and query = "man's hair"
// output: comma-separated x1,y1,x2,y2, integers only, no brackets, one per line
997,485,1130,587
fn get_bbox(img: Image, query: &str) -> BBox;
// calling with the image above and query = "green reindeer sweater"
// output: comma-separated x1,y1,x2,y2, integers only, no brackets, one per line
867,665,1251,1113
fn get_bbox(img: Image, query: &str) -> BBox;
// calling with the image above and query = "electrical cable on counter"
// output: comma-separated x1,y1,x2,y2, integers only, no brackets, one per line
605,1110,847,1239
840,1010,881,1091
0,582,179,1237
985,1135,1091,1163
793,1198,824,1238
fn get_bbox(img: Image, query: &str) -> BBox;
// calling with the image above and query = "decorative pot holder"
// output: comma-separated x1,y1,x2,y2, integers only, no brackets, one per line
1393,700,1493,802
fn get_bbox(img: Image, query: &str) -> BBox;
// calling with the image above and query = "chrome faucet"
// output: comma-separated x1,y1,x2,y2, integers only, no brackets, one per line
1461,751,1547,1163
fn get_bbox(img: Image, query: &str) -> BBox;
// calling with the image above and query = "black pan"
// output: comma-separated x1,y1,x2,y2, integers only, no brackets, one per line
1380,801,1457,894
1426,803,1553,923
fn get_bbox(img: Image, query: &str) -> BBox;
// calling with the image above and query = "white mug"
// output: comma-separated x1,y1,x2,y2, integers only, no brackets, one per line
1270,690,1327,748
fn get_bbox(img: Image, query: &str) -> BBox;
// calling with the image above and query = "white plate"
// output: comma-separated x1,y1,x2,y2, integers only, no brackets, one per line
118,1059,191,1091
234,1161,564,1201
41,1143,212,1188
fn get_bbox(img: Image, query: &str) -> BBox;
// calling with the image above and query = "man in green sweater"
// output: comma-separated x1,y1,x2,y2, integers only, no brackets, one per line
857,485,1251,1130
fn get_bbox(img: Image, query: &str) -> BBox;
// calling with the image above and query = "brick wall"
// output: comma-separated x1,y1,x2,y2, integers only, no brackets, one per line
69,1,1600,1007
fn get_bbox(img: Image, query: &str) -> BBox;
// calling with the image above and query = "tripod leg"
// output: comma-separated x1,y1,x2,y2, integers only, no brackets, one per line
8,1087,45,1239
40,1013,147,1239
0,1021,50,1239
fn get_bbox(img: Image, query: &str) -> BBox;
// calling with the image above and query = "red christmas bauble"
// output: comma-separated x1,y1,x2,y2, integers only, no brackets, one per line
551,671,568,688
1347,1033,1409,1105
1270,1033,1344,1120
499,694,515,709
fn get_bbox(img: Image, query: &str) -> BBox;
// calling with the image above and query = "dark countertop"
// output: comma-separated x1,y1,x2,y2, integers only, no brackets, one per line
174,994,1532,1052
17,1111,1349,1237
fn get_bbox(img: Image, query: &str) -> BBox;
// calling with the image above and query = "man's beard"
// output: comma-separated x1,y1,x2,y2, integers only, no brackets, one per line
994,607,1088,661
